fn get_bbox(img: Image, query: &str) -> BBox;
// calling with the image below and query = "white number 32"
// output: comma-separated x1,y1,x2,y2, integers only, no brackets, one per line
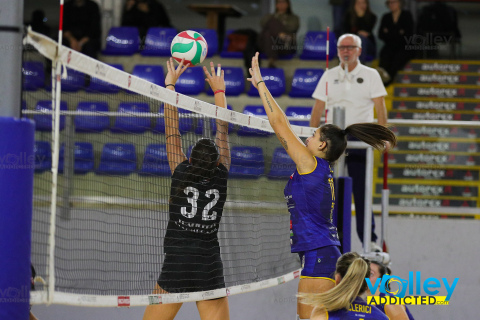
181,187,220,221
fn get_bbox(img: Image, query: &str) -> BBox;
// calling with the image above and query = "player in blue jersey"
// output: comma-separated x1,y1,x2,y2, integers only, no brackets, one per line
300,252,389,320
368,261,415,320
143,59,231,320
248,52,397,319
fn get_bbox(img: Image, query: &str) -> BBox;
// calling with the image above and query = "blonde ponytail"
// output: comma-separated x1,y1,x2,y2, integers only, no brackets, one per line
298,256,370,312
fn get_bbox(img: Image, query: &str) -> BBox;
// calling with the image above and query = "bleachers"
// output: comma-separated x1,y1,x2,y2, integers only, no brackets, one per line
59,142,95,174
141,27,177,57
229,146,265,179
97,143,137,175
111,102,151,133
103,27,140,56
33,100,68,131
32,26,336,181
139,144,171,176
75,101,110,133
34,141,52,172
22,61,45,91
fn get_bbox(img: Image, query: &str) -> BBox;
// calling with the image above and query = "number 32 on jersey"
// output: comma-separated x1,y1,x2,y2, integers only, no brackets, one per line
181,187,220,221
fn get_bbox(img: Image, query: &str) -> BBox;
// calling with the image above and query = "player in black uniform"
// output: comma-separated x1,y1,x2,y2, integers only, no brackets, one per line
143,59,231,320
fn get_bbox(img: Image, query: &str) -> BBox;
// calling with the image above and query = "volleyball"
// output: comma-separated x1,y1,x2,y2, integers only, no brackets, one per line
170,30,208,66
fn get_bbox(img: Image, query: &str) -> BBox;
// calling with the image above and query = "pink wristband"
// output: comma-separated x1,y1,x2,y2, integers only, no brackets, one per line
214,90,225,95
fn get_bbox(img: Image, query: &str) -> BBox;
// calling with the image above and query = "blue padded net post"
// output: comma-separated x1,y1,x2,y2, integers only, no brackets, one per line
0,117,35,320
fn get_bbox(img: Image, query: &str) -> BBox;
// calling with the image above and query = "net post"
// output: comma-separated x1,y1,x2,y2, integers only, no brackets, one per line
61,115,74,219
332,106,346,177
362,147,374,253
380,152,389,252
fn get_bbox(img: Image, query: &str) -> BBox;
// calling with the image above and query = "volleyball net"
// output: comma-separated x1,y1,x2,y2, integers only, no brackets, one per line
23,29,318,307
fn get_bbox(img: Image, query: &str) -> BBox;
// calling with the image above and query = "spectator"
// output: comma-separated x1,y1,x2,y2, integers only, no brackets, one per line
310,34,389,252
121,0,172,41
29,10,51,38
378,0,415,85
63,0,101,59
331,0,351,38
258,0,299,68
342,0,377,62
417,1,461,58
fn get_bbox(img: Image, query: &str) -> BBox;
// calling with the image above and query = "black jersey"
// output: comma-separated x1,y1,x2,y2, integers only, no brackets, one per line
164,160,228,254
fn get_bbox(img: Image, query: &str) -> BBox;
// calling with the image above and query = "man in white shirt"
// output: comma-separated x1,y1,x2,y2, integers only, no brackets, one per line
309,33,388,251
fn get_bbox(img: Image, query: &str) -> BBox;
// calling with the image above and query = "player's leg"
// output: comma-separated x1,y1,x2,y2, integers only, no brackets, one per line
196,297,230,320
297,246,340,319
196,251,229,320
142,283,183,320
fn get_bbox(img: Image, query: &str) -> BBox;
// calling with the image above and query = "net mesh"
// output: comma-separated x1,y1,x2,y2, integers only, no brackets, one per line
24,31,304,303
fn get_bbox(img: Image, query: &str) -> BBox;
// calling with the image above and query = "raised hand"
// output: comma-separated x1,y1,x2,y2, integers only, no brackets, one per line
247,52,263,90
165,58,189,88
203,61,225,93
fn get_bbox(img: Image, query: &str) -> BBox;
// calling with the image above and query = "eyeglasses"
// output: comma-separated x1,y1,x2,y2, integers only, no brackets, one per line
337,45,358,51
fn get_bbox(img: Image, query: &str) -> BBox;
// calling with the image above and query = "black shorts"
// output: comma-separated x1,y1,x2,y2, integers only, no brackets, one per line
157,252,225,293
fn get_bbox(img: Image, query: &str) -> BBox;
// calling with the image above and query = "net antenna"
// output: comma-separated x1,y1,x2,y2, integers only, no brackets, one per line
47,0,65,305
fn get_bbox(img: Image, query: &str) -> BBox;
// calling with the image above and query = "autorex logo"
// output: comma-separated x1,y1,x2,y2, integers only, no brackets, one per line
366,272,458,301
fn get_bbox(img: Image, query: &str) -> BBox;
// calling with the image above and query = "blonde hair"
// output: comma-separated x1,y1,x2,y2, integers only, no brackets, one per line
298,252,370,312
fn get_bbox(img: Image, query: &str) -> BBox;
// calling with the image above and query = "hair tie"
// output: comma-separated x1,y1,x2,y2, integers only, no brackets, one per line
341,129,346,135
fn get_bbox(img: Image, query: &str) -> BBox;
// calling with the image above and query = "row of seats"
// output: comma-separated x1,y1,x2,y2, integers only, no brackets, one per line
34,141,295,179
29,101,311,134
104,27,336,60
22,62,323,98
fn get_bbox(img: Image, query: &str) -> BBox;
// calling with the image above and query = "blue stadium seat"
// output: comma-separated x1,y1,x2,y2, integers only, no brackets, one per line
175,67,205,95
237,106,272,136
22,61,45,91
153,105,193,134
33,100,67,131
111,102,151,133
220,30,243,58
97,143,137,175
87,64,124,93
132,65,164,87
289,68,324,97
196,105,235,135
268,147,296,179
75,102,110,132
247,68,286,97
300,31,337,60
229,146,265,179
207,67,244,96
195,29,218,57
285,106,312,126
59,142,95,174
141,27,178,56
34,141,51,173
139,144,171,176
103,27,140,56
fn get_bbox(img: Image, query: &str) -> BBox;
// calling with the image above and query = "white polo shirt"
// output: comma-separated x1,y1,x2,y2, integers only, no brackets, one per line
312,62,387,127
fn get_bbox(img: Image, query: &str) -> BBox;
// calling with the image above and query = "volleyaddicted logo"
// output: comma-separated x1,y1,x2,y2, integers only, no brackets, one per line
366,272,459,306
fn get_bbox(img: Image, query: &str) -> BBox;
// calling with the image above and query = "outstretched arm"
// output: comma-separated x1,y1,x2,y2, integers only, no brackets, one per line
247,52,316,173
203,62,231,170
164,58,189,174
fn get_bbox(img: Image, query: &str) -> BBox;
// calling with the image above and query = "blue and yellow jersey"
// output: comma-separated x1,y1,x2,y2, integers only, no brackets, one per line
284,156,340,252
328,297,389,319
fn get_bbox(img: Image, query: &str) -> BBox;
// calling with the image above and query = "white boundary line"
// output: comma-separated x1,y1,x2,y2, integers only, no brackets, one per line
30,269,301,307
25,30,316,138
